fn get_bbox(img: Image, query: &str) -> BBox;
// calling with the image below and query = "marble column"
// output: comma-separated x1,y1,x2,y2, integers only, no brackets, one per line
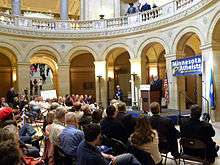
11,0,21,16
165,54,179,110
107,66,115,101
17,63,30,94
94,61,107,109
80,0,85,20
60,0,69,20
57,64,70,96
114,0,120,18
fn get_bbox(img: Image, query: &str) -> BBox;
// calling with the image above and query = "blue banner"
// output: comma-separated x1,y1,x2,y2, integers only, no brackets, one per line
171,55,202,76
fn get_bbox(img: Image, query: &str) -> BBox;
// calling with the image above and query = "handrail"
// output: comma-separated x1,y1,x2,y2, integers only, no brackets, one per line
202,96,210,115
179,91,195,105
0,0,203,32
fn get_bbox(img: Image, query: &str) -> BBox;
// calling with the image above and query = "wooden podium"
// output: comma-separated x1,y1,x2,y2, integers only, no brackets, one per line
150,91,161,104
140,85,150,112
140,85,161,112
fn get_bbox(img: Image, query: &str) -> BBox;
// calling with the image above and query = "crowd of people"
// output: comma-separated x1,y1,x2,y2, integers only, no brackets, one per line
0,86,219,165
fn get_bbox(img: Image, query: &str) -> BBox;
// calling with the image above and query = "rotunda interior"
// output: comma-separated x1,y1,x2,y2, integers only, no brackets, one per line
1,0,220,164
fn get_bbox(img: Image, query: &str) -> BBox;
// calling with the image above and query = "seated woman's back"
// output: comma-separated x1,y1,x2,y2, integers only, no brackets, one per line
129,116,162,165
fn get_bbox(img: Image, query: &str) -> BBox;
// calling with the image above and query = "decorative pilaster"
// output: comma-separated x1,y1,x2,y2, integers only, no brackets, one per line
57,64,70,96
17,63,30,94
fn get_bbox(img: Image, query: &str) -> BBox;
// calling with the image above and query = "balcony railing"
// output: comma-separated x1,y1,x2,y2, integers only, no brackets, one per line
0,0,204,32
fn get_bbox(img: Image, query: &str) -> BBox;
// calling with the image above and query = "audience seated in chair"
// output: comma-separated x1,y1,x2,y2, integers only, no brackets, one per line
0,128,22,165
59,112,84,158
180,104,219,163
129,115,162,165
79,104,92,127
42,111,55,165
115,101,136,137
101,105,128,144
2,124,43,164
91,109,103,124
49,107,66,145
128,144,156,165
149,102,180,158
77,123,141,165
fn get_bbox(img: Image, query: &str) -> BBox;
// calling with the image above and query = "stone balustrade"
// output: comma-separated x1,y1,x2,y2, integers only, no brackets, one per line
0,0,202,32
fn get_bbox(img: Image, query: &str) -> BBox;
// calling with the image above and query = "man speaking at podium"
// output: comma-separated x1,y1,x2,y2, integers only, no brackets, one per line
150,76,163,107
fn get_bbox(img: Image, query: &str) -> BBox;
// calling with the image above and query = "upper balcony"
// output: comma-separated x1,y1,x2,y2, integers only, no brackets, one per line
0,0,214,39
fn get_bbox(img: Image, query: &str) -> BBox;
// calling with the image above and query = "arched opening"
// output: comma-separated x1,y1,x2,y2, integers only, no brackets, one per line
212,18,220,120
0,47,17,98
106,48,131,104
70,53,96,97
140,42,167,107
176,32,202,110
141,42,166,83
29,51,58,96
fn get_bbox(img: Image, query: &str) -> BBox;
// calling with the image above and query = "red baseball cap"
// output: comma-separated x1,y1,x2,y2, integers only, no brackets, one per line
0,107,13,121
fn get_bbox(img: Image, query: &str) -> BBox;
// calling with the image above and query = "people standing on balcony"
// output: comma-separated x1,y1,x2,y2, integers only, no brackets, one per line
126,3,137,14
137,2,142,12
139,1,151,21
140,2,151,12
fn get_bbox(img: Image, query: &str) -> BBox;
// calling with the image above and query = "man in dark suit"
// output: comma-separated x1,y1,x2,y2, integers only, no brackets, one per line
114,85,123,101
149,102,180,157
100,105,128,144
180,105,219,163
115,102,136,137
6,87,17,107
141,2,151,12
126,3,137,14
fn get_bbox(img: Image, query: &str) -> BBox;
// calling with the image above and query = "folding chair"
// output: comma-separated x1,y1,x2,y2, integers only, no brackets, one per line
179,137,208,165
54,145,76,165
159,137,179,165
102,135,127,155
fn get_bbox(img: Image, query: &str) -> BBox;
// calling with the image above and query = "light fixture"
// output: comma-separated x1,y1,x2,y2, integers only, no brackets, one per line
12,68,17,82
131,72,138,111
97,75,102,108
